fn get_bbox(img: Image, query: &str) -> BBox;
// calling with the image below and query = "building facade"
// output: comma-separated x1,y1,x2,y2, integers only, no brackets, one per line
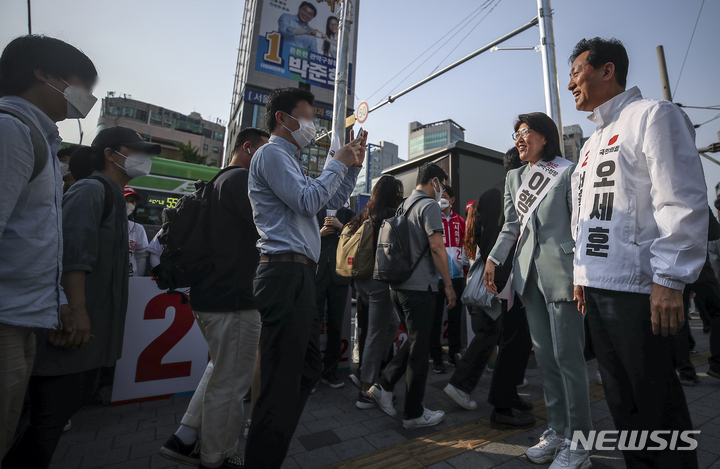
408,119,465,159
352,140,400,196
562,124,587,163
383,140,505,215
226,0,360,173
97,95,226,167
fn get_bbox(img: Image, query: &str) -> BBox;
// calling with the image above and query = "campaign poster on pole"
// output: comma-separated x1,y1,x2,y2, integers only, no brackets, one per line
255,0,355,91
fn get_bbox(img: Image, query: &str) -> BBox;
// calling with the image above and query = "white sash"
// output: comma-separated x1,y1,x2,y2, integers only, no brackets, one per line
498,156,573,307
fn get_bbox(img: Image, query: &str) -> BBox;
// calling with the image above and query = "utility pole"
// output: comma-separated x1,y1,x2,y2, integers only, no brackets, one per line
28,0,32,34
537,0,563,148
656,45,673,101
331,1,352,148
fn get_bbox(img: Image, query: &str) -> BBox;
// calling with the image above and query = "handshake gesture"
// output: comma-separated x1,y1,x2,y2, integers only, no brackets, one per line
333,129,368,168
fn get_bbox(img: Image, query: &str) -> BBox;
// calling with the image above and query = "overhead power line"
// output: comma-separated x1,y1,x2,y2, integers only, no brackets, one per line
673,0,706,100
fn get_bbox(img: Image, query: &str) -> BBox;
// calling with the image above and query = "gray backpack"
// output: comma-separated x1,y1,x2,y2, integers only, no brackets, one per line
0,106,48,182
373,195,432,285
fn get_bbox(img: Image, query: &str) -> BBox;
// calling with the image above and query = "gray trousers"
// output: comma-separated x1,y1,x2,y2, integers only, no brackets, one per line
523,265,592,437
354,277,400,384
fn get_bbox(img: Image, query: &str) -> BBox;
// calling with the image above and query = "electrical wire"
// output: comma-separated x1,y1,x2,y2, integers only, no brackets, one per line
673,0,706,100
429,0,505,74
364,0,495,104
375,0,499,106
695,112,720,128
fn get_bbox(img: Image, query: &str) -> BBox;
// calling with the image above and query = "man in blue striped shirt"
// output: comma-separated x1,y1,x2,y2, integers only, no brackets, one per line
246,87,365,468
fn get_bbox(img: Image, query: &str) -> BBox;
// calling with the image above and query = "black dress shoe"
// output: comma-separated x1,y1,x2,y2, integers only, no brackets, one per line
509,397,533,412
490,409,536,429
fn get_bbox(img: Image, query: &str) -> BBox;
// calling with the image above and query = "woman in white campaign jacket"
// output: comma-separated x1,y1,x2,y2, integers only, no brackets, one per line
484,112,592,469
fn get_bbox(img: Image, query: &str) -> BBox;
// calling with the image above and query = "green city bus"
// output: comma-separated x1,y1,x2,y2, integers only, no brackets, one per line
128,157,220,239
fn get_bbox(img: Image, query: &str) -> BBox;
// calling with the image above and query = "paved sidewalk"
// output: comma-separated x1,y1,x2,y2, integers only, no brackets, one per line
47,315,720,469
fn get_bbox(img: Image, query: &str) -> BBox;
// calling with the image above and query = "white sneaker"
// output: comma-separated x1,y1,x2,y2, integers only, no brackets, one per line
549,439,592,469
443,383,477,410
402,407,445,429
517,378,528,389
595,370,602,385
243,419,251,438
349,373,362,390
367,384,396,417
526,428,562,464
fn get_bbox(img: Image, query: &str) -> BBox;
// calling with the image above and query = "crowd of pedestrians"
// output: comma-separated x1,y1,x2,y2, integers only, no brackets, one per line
1,32,719,469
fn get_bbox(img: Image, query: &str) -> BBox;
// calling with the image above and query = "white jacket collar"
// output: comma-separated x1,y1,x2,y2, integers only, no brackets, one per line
587,86,643,129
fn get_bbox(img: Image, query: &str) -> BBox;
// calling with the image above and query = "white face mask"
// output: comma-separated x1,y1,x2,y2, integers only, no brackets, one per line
59,162,70,177
126,202,135,217
114,151,153,179
439,198,451,210
431,177,443,202
47,78,97,119
282,113,316,149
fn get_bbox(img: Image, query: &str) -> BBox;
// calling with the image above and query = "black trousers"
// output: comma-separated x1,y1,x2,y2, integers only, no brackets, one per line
449,297,531,408
430,278,465,364
315,269,349,376
3,369,100,469
245,263,322,469
676,289,698,380
584,287,698,469
378,289,436,420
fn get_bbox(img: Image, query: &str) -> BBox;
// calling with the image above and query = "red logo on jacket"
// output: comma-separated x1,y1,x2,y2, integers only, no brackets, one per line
608,135,619,145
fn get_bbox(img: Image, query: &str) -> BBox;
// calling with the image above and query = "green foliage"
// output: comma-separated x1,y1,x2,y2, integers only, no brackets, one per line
176,140,209,165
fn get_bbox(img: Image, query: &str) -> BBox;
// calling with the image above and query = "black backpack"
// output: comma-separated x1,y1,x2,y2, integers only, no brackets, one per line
151,169,232,296
373,195,432,285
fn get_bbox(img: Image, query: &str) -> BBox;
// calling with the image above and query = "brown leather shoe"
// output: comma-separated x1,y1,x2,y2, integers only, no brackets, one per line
490,409,536,430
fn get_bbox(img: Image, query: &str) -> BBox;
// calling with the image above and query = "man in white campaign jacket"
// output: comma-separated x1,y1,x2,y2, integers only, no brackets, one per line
569,38,705,469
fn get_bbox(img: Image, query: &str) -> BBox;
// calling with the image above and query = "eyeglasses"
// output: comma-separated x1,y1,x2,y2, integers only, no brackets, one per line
512,128,534,141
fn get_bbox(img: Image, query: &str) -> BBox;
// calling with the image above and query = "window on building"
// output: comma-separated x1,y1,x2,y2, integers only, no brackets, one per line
108,106,120,116
213,131,224,141
203,144,209,152
135,109,148,122
252,104,266,130
163,116,175,128
409,130,448,155
150,113,162,125
373,156,380,162
212,146,220,154
202,128,212,139
372,164,379,169
451,129,464,144
121,107,134,118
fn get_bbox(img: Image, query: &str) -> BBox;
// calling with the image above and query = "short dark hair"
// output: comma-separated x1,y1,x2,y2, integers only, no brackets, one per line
233,127,270,154
299,1,317,16
503,146,522,172
514,113,561,162
0,35,97,97
444,185,455,199
569,37,629,88
68,145,105,180
416,162,448,186
57,144,81,159
265,87,315,133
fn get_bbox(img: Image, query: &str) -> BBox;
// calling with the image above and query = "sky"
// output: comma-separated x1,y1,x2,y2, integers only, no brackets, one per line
1,0,719,203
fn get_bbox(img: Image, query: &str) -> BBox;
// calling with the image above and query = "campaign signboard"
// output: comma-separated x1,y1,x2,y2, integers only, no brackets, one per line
112,277,351,405
255,0,354,91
